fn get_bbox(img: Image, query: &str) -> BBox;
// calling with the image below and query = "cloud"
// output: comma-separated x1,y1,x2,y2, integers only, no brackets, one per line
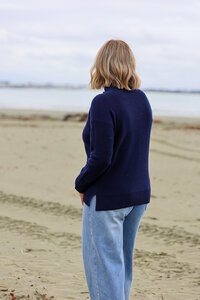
0,0,199,88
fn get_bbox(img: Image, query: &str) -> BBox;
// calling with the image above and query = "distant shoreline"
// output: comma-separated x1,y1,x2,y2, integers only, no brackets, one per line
0,83,199,94
0,108,200,126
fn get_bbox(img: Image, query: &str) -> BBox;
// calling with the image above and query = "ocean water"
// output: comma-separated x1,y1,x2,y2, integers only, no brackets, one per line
0,88,199,117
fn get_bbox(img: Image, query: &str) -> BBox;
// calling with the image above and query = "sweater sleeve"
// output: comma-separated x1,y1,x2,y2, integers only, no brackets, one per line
82,110,91,158
74,94,114,193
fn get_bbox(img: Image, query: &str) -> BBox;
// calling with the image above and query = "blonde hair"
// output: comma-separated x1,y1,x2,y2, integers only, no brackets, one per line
89,39,141,91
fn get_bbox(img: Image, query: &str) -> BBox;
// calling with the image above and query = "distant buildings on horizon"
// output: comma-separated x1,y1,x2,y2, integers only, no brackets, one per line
0,80,199,94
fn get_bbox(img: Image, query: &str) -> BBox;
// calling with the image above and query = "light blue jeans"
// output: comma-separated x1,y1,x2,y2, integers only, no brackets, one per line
82,194,148,300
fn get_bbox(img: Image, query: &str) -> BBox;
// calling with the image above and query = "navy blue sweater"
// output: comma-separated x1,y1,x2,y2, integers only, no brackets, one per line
75,86,153,211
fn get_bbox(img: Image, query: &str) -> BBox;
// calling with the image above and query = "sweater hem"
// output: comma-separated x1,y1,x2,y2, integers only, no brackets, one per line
84,188,151,211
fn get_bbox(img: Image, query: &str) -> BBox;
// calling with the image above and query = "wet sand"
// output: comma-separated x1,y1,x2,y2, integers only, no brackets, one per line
0,109,199,299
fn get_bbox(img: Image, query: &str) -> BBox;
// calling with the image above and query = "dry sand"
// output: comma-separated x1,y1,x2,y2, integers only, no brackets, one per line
0,109,199,300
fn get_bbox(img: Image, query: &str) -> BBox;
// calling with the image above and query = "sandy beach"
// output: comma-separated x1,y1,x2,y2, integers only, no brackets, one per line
0,109,199,300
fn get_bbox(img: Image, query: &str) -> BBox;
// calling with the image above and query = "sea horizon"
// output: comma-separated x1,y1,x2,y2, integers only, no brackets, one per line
0,86,200,118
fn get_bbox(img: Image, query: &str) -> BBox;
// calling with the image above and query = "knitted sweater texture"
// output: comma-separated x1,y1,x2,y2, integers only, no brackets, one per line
75,86,153,211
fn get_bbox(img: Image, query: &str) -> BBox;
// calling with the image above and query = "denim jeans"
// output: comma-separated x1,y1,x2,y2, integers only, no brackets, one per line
82,194,148,300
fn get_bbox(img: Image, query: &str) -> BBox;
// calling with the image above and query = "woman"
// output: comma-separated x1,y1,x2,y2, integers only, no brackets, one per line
75,39,152,300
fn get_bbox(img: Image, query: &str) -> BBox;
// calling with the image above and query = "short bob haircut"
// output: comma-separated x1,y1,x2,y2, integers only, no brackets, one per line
89,39,141,91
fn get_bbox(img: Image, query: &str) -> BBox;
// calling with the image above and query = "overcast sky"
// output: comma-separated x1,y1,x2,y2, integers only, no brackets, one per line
0,0,199,89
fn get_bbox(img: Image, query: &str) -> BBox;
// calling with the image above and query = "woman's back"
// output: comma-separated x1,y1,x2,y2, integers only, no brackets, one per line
77,85,153,211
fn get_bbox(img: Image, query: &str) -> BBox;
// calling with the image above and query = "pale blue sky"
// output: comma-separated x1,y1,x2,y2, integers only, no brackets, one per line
0,0,199,89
